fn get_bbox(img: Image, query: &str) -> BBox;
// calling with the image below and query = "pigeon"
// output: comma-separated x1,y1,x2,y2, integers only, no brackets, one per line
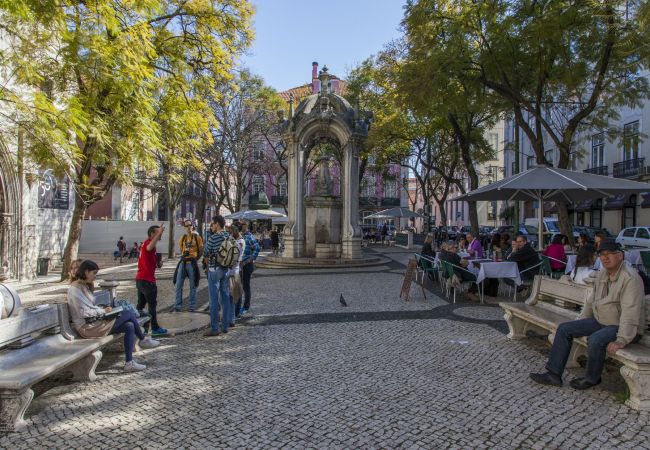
339,294,348,307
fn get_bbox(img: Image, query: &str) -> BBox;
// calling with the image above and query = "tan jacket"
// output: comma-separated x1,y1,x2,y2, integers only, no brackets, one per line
579,262,646,345
67,281,115,338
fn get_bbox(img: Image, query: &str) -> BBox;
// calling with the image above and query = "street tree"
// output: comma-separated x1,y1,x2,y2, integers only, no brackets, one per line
404,0,650,241
0,0,253,279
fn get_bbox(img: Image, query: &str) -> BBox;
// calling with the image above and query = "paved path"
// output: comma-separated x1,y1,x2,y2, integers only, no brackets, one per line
2,248,650,448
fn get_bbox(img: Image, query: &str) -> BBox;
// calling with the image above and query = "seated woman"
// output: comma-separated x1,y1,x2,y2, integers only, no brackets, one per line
559,234,572,254
458,235,468,252
568,244,597,284
500,233,512,258
575,233,589,252
543,234,567,271
67,260,159,372
421,233,436,258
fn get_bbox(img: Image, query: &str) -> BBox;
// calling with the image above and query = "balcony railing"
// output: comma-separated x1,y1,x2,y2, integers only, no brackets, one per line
583,165,608,176
360,196,378,206
381,197,400,207
271,195,287,205
613,158,645,179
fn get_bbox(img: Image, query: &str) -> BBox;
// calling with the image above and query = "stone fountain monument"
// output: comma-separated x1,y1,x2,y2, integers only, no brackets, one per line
260,66,383,268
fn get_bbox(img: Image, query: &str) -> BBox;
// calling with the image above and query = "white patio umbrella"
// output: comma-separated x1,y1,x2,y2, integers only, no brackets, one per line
224,209,286,220
457,165,649,248
364,207,423,219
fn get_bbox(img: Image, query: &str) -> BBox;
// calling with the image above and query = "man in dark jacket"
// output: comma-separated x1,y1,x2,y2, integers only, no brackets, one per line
507,234,540,281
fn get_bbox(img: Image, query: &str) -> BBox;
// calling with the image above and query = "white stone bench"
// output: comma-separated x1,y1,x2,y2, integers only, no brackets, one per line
0,304,112,432
500,275,650,411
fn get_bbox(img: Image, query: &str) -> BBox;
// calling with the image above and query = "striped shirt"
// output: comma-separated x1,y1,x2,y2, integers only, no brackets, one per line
242,231,260,261
204,230,230,267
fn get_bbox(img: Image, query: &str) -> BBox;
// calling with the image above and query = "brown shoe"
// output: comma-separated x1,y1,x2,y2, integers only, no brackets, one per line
466,292,480,302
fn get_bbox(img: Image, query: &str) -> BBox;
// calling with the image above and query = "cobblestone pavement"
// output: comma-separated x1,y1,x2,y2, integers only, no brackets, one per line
3,248,650,448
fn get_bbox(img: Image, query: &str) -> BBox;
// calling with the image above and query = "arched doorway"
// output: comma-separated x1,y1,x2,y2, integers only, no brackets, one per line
0,139,22,280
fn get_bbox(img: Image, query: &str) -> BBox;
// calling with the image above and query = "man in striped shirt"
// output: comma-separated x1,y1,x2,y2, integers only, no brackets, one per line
203,215,232,336
239,221,261,316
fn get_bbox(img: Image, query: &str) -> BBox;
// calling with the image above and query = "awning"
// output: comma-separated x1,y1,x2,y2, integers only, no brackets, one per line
642,193,650,208
575,199,593,212
604,194,626,210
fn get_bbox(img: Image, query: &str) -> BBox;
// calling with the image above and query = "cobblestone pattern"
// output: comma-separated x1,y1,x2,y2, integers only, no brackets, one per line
2,319,649,449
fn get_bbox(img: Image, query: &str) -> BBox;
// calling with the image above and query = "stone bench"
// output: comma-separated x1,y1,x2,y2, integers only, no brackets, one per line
500,275,650,411
0,303,112,432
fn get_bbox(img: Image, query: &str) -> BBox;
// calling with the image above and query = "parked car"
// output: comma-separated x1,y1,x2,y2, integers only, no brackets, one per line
574,226,614,243
491,224,539,248
616,226,650,249
459,225,472,235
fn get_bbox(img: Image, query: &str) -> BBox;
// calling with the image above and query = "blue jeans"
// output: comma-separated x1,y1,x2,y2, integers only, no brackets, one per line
175,261,197,310
208,267,230,332
546,318,618,383
110,309,145,362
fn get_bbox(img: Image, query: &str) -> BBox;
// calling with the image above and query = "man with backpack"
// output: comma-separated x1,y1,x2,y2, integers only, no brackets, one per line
239,221,261,316
173,219,203,312
203,215,239,337
115,236,127,263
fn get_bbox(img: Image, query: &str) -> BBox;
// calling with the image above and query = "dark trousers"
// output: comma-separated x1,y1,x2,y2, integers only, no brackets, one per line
241,262,254,309
136,280,159,330
546,318,622,383
110,309,145,362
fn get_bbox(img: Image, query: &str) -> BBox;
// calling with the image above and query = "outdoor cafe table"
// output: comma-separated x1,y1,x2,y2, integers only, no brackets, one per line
565,249,642,274
469,260,521,302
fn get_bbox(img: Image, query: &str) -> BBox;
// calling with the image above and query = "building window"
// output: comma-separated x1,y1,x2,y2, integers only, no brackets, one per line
624,121,639,160
487,201,497,221
487,132,499,160
591,133,605,168
527,156,535,170
252,141,265,161
277,176,287,196
252,175,265,194
544,149,554,166
361,176,376,197
590,200,602,228
383,179,398,198
568,151,578,171
623,195,637,228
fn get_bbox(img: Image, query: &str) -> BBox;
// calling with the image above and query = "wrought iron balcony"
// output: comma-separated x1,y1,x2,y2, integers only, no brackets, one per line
381,197,400,207
613,158,645,179
360,196,378,206
583,165,608,176
271,195,287,205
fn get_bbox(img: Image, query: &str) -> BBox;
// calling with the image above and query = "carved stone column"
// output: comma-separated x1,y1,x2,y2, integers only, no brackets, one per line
282,137,305,258
341,136,362,259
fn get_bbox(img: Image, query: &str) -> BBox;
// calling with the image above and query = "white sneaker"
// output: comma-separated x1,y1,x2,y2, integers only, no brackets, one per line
139,336,160,349
124,360,146,372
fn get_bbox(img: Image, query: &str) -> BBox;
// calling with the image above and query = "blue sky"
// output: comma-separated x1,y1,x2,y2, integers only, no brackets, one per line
241,0,406,92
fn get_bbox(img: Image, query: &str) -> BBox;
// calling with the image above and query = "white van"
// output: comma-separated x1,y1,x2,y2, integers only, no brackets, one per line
524,217,561,235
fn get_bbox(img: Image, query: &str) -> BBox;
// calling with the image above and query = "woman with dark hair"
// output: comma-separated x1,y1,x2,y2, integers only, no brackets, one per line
570,244,597,284
543,234,567,271
559,234,572,253
421,233,436,258
575,233,589,252
67,260,159,372
500,233,512,258
491,233,502,259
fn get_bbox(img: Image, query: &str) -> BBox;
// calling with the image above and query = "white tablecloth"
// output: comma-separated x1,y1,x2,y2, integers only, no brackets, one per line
473,261,522,286
565,250,642,274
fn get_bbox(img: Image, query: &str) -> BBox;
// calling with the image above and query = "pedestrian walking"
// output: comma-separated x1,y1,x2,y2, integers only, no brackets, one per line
229,223,245,325
239,221,260,316
203,215,239,336
135,224,167,336
173,219,203,312
270,228,279,255
115,236,127,263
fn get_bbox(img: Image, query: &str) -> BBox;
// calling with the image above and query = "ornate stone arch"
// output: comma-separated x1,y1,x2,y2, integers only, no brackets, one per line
0,137,22,280
281,68,370,260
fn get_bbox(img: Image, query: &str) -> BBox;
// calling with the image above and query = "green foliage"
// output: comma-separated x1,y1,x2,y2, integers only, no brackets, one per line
0,0,254,198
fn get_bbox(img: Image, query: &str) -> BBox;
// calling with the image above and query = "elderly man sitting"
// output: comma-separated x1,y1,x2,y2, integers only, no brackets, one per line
530,241,646,389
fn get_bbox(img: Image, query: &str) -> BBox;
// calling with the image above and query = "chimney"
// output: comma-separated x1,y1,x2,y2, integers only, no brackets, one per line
312,61,318,80
312,61,320,94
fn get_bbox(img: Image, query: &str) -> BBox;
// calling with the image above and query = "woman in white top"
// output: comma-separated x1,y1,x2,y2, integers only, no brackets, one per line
569,244,597,284
67,260,159,371
229,224,246,322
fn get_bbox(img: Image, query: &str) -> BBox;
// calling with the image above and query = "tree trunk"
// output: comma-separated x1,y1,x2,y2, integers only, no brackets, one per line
60,193,87,281
196,178,209,237
436,199,447,228
167,204,176,259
